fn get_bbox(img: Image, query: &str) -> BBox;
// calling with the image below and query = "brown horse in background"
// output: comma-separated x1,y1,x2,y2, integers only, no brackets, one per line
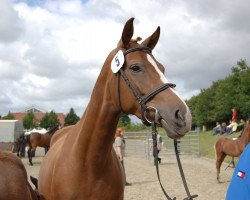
27,125,59,166
215,122,250,182
0,150,45,200
38,18,192,200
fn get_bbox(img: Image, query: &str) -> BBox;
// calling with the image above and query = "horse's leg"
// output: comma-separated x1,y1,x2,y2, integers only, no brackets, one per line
17,146,20,157
216,152,226,182
231,157,235,168
27,148,33,166
28,146,36,166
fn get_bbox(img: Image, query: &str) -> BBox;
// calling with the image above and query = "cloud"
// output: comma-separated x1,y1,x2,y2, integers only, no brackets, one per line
0,0,250,119
0,0,24,43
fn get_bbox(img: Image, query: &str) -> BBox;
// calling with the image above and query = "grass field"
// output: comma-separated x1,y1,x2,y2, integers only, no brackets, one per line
199,130,241,163
156,127,242,163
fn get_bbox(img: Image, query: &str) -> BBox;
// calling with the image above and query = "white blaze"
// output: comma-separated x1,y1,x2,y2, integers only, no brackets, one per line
146,54,188,105
146,54,168,84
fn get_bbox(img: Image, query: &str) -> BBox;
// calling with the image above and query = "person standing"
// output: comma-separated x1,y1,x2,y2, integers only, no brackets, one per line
114,128,131,186
153,134,163,165
232,108,237,122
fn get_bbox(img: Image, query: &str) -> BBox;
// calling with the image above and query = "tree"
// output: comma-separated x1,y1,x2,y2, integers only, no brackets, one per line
1,112,15,120
118,113,131,127
186,59,250,127
40,111,60,129
64,108,80,126
23,112,37,129
39,113,50,129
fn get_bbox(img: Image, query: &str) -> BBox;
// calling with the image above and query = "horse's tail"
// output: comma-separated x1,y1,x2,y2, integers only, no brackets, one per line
214,139,221,160
26,134,31,148
26,135,31,158
214,143,217,161
214,138,224,160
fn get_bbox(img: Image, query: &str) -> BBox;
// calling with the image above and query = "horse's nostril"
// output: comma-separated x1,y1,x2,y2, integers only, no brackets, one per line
175,109,186,127
175,109,180,119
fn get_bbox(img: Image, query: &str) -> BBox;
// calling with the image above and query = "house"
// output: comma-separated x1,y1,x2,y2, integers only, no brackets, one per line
10,105,65,126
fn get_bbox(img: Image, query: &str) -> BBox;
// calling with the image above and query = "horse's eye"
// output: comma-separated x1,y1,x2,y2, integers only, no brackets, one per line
130,65,142,72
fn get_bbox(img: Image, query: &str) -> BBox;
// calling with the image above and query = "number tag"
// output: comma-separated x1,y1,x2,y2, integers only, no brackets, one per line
111,50,125,73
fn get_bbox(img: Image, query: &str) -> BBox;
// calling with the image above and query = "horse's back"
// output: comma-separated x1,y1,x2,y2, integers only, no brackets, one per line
30,132,52,148
215,137,243,157
29,132,42,144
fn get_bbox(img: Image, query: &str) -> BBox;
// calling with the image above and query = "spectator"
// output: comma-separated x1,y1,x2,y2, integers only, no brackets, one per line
221,122,228,134
227,120,238,135
153,134,163,165
212,122,222,136
232,108,237,122
236,119,246,132
114,128,131,186
226,108,238,135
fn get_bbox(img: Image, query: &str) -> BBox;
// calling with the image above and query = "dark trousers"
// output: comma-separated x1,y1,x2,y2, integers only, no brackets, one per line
120,160,127,184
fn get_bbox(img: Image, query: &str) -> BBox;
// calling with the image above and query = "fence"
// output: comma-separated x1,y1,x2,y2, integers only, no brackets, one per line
124,131,200,159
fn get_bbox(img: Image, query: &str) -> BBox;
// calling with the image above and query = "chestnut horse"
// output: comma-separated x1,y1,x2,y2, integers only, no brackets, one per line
27,125,59,166
215,122,250,181
0,150,45,200
38,18,192,200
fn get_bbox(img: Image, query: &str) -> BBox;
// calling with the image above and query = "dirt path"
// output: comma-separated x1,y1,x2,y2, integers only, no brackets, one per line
23,148,233,200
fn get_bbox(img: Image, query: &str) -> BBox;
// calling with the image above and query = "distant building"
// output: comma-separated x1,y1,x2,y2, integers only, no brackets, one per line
0,120,24,151
10,105,65,126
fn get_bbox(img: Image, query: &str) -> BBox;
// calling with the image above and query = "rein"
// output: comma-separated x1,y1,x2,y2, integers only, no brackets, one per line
152,120,198,200
116,46,198,199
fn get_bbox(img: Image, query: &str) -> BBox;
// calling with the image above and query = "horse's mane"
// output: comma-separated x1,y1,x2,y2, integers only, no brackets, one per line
240,122,250,137
131,36,142,43
47,124,59,135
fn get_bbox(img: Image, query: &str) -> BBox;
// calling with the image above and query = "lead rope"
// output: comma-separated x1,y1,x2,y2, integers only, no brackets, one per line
173,140,198,200
152,122,176,200
152,122,198,200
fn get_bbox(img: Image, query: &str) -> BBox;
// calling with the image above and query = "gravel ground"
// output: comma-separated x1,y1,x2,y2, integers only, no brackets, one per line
23,147,233,200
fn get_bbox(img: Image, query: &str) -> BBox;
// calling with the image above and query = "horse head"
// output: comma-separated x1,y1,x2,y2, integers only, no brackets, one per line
108,18,191,139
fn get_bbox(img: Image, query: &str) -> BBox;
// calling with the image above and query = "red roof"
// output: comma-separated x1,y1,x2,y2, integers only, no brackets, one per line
11,112,65,126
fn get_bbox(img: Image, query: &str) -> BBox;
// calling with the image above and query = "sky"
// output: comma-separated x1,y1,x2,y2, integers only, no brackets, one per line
1,0,250,119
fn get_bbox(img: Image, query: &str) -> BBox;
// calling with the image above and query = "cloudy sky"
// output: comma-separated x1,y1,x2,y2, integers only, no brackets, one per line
1,0,250,118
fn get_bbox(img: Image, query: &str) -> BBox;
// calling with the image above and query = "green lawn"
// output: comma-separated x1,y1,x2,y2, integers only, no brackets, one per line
199,130,241,163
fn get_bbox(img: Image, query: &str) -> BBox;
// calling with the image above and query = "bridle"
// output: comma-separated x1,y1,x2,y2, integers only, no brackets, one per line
117,46,176,126
116,46,198,200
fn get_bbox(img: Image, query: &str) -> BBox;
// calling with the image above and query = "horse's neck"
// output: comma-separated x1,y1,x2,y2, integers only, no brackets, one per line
71,64,120,164
239,126,250,146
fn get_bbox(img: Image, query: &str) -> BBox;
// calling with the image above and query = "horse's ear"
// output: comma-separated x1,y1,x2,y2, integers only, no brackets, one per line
118,17,134,48
141,26,160,50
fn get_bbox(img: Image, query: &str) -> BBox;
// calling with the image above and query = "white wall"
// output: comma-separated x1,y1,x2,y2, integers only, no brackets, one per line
0,120,24,142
